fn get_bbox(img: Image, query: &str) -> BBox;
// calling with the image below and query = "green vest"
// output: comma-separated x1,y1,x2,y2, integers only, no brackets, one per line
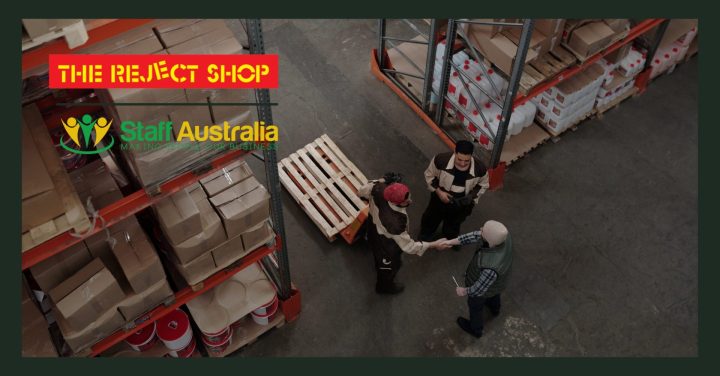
464,234,513,297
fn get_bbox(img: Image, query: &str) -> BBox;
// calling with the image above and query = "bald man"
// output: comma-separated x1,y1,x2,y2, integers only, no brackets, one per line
442,220,513,338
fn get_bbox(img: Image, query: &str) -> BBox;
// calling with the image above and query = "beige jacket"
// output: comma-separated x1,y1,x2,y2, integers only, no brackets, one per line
424,152,489,204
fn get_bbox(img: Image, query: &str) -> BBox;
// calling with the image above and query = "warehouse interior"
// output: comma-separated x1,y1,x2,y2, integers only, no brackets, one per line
20,19,698,357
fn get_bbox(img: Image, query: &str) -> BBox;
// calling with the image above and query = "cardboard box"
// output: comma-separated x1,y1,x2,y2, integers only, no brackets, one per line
567,21,615,59
210,232,246,268
30,242,92,292
155,19,231,48
208,91,253,126
69,160,123,210
110,223,166,294
117,279,174,322
605,43,631,65
57,305,125,353
502,27,549,57
84,216,140,287
468,23,539,76
167,29,243,56
22,284,58,357
534,19,566,37
23,19,81,39
200,160,253,198
79,25,164,55
48,258,126,330
171,184,227,264
21,120,65,232
241,221,274,252
169,105,213,139
107,87,186,121
174,251,216,285
211,183,271,238
603,19,630,36
154,188,202,245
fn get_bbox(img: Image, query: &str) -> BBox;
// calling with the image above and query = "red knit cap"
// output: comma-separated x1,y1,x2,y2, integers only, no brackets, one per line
383,183,410,205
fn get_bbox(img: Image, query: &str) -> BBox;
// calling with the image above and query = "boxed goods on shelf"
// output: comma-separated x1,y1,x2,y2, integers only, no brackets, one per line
48,258,126,330
30,242,92,293
159,161,273,285
564,19,629,60
533,64,604,134
169,184,227,264
21,105,91,251
466,20,539,76
22,283,58,357
110,222,166,294
57,304,126,353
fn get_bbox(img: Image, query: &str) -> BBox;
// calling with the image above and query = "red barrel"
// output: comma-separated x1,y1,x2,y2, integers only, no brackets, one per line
202,326,232,346
125,322,157,352
202,328,232,356
157,309,193,351
252,294,278,316
169,338,197,358
251,297,279,326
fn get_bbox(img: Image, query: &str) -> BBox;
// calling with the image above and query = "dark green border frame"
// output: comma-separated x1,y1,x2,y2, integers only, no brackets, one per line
3,0,711,373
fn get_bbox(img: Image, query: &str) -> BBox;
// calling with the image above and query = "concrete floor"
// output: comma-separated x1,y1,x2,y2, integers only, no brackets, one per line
239,19,698,357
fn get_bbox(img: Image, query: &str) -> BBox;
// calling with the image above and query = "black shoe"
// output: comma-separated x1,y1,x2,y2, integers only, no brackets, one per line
376,283,405,295
456,317,482,338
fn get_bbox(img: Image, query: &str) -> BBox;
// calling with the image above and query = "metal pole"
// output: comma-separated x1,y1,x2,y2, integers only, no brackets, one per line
643,19,670,71
378,19,387,69
434,19,457,126
246,19,292,300
489,19,534,168
422,20,438,112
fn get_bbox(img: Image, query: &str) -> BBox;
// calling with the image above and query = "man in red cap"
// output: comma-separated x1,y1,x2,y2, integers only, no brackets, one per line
359,176,446,294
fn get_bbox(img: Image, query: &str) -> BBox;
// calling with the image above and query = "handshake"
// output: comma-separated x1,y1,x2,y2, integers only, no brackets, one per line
426,238,459,250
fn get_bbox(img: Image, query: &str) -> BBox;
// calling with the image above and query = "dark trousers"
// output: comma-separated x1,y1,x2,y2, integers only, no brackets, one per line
367,219,404,291
467,294,501,335
420,192,474,240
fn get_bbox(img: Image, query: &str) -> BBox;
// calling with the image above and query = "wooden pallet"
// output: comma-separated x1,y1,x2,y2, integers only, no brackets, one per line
519,46,577,95
21,105,91,253
500,123,552,166
203,312,285,358
279,135,369,242
593,87,638,118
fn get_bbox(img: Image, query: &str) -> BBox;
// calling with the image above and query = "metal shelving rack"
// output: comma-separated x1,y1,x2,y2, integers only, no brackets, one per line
372,18,667,187
21,18,300,357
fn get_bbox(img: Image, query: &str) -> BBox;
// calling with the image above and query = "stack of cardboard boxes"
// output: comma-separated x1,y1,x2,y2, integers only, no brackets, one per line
155,160,273,286
82,19,251,187
29,160,173,353
563,19,630,60
533,64,604,134
464,19,565,76
649,20,697,79
21,105,90,249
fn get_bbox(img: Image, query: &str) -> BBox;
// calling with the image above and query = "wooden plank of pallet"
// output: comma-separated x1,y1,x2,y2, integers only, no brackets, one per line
278,163,336,239
549,46,577,66
310,141,363,192
22,104,91,252
500,123,551,166
295,150,359,219
303,145,366,210
288,153,353,227
318,134,369,185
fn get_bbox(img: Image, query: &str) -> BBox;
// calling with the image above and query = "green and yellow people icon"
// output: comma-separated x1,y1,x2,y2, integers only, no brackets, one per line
60,114,114,155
